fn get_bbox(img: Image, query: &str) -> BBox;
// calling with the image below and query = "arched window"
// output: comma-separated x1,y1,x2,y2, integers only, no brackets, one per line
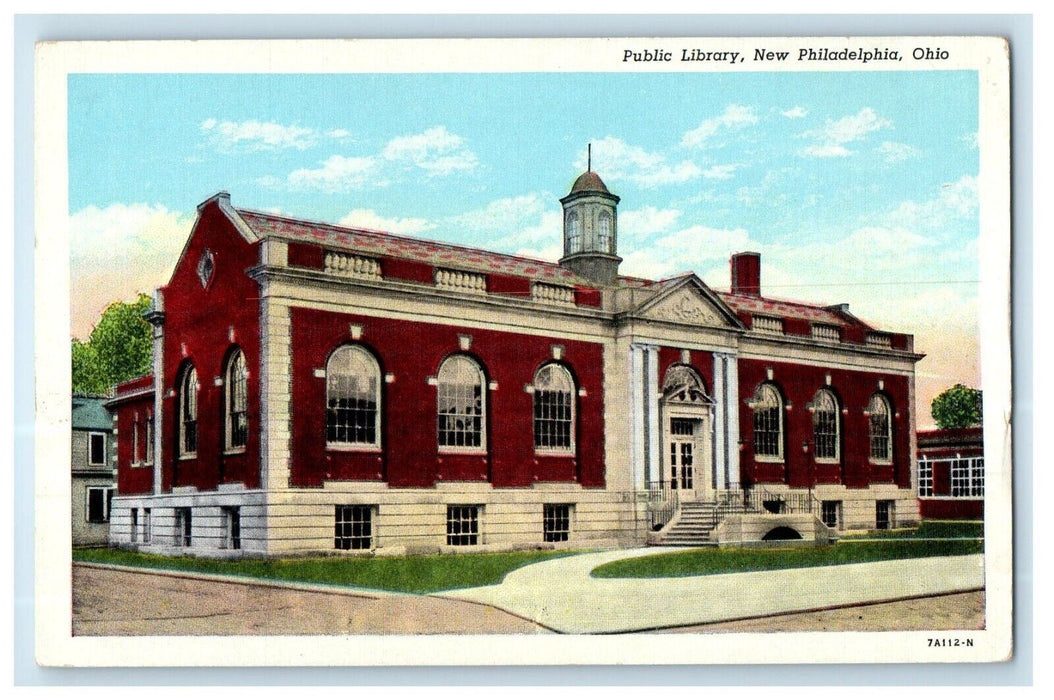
597,211,613,252
662,364,709,404
226,349,248,450
179,366,198,457
533,364,575,452
566,213,581,254
811,389,840,461
437,355,485,450
868,394,893,463
751,383,783,460
326,345,381,446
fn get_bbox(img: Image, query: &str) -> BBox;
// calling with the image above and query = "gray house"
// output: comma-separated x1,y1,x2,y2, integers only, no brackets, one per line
72,394,115,545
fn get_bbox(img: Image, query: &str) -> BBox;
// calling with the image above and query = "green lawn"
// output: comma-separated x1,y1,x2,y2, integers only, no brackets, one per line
73,547,575,594
591,522,984,579
839,520,983,540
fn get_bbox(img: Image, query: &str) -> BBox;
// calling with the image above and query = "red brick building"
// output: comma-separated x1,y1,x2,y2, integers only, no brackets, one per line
108,168,924,556
916,427,984,520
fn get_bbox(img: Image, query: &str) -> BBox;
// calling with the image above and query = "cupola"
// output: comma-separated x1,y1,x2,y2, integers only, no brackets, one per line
559,147,621,286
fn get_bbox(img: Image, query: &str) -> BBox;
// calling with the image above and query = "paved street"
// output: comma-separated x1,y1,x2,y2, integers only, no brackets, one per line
72,564,548,636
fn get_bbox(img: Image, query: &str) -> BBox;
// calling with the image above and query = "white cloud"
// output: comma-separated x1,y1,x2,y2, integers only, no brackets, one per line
781,106,808,119
702,164,738,180
962,131,979,150
382,126,478,176
877,141,921,163
200,118,348,152
618,206,682,239
681,104,758,149
884,175,978,230
287,155,379,193
582,137,701,188
280,125,478,193
449,194,547,233
338,209,435,235
620,224,757,280
70,203,194,338
799,107,892,158
512,242,564,263
445,194,562,254
799,144,850,158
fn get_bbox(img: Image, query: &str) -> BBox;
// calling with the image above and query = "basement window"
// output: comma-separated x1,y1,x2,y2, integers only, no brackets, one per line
543,504,572,543
446,505,480,546
334,505,373,550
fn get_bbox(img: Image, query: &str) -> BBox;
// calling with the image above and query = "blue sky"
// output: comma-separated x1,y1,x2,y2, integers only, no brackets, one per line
67,70,980,424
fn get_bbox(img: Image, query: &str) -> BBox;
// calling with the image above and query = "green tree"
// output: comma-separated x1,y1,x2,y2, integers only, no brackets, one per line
72,294,153,395
931,384,983,429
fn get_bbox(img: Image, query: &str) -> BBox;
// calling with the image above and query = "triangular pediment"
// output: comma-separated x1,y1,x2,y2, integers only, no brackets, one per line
633,275,743,329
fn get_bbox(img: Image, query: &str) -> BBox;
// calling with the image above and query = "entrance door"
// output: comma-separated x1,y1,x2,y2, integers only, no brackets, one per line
668,417,701,496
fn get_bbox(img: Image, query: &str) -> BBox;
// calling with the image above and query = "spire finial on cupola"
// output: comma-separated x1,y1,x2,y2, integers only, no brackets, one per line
587,142,591,172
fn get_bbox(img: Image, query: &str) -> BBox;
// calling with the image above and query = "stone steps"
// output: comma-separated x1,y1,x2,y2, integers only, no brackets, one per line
651,500,757,547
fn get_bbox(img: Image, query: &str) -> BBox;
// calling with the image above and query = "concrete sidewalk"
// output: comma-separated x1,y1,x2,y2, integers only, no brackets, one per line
436,548,985,633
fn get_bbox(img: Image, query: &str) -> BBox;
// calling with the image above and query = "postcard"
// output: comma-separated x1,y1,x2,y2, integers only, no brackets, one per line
36,35,1011,666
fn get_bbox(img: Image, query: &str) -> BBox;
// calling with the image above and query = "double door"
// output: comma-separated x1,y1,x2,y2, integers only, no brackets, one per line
666,415,709,498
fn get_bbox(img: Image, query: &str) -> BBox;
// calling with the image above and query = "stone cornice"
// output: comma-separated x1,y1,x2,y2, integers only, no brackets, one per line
247,263,616,324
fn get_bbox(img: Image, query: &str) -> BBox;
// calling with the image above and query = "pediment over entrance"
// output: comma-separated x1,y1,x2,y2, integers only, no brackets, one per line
632,275,743,330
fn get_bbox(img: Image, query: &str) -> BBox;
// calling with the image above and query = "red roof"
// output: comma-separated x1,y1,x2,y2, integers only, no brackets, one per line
569,170,611,194
717,291,870,328
236,208,879,329
237,209,594,286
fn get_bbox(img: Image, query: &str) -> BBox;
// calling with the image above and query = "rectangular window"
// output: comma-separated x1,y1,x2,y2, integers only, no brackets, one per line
132,416,141,464
175,507,192,547
144,415,154,463
918,458,934,497
86,487,113,523
753,406,782,458
88,432,107,466
876,500,894,530
543,504,572,543
130,508,139,542
533,388,573,451
222,507,242,550
143,508,151,543
821,501,841,529
970,457,985,497
446,505,480,546
334,505,373,550
950,458,971,497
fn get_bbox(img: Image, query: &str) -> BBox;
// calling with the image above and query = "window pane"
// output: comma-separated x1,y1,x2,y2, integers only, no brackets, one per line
334,505,373,550
753,385,782,458
228,351,248,448
533,365,573,450
89,434,106,465
543,504,571,542
87,489,105,523
812,390,839,460
446,505,480,546
182,368,197,454
326,346,380,445
868,395,891,461
438,357,484,449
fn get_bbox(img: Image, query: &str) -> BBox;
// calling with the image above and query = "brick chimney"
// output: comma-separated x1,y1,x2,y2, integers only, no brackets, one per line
731,252,761,296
